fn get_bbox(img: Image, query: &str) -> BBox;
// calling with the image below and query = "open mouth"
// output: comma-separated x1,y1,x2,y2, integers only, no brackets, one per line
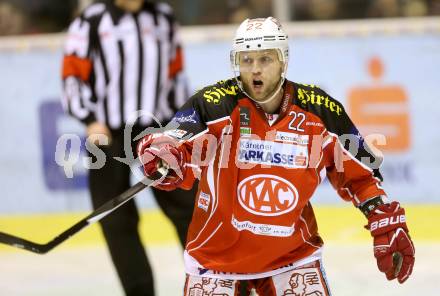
252,79,263,90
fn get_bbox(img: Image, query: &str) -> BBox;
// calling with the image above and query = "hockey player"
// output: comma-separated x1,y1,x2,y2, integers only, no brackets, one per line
137,17,415,295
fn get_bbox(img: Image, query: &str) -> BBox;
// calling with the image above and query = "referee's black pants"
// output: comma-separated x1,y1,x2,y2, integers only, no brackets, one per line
88,127,196,296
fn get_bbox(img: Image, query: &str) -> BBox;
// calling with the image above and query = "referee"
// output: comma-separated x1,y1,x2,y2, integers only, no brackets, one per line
61,1,196,295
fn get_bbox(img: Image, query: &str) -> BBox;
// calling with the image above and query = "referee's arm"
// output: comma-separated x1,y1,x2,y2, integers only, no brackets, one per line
61,15,97,126
165,10,189,115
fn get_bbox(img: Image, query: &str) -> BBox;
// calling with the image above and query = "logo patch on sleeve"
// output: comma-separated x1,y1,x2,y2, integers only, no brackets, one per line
173,108,200,124
164,129,187,139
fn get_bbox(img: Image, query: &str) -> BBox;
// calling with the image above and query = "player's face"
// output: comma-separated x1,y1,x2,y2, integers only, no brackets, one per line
238,49,283,102
114,0,144,12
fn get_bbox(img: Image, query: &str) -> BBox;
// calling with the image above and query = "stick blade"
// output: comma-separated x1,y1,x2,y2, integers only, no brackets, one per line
0,231,49,254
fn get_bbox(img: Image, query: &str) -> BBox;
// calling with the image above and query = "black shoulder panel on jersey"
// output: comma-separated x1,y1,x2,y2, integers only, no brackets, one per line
169,78,240,139
292,82,345,132
193,78,241,123
291,82,383,181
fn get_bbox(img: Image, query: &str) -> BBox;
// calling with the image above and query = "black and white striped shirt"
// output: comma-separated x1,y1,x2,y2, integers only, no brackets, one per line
62,1,187,129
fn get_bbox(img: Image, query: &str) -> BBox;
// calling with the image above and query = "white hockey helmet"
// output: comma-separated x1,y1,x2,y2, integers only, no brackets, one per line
230,17,289,78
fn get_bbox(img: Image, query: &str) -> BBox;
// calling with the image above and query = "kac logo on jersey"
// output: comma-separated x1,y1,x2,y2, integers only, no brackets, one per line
237,174,298,216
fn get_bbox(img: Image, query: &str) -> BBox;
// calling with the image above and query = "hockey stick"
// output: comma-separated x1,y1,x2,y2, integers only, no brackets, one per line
0,169,167,254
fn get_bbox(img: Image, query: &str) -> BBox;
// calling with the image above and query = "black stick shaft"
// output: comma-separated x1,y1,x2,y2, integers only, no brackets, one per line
0,177,155,254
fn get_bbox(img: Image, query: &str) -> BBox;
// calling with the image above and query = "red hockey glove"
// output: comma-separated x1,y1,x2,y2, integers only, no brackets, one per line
366,201,415,283
137,133,185,191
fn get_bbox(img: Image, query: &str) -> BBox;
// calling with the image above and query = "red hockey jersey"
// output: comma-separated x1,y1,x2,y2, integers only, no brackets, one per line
165,79,385,277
